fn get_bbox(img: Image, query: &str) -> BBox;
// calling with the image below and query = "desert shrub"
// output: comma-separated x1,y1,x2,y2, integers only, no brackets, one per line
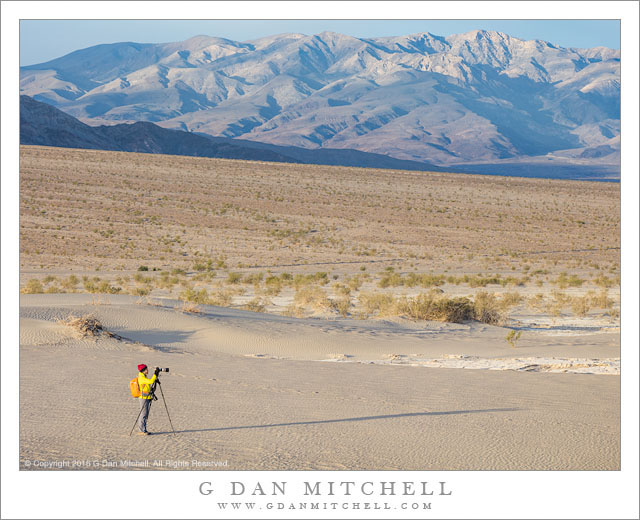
133,273,152,284
243,272,264,285
59,314,104,337
499,292,523,311
592,275,616,288
378,271,405,288
226,272,242,284
21,279,44,294
358,292,397,317
506,330,522,348
332,296,352,317
208,290,233,307
179,301,202,314
84,280,121,294
43,275,57,284
293,272,329,289
137,265,149,271
471,291,503,325
294,286,331,311
192,262,207,272
554,272,584,288
589,289,613,309
571,296,591,317
332,283,351,296
45,285,64,294
396,293,466,322
264,276,283,296
241,297,268,313
131,287,150,296
346,274,365,291
61,275,79,290
180,287,209,304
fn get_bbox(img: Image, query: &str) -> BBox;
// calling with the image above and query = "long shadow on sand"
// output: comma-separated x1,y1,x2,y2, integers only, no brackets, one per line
154,408,521,435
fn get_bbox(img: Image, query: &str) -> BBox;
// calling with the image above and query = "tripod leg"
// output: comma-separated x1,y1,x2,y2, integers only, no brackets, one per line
157,381,176,435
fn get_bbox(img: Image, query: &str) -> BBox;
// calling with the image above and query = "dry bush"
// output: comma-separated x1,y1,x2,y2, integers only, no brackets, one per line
179,287,209,304
592,274,616,288
589,289,612,309
331,296,352,317
241,297,268,313
332,283,351,297
472,291,503,325
179,301,202,314
207,290,233,307
263,275,283,296
396,293,474,323
570,295,591,317
226,272,242,284
358,292,397,317
293,272,329,289
60,275,79,290
21,279,44,294
499,291,523,311
282,303,305,318
59,314,104,337
294,286,332,312
553,272,584,289
131,286,151,296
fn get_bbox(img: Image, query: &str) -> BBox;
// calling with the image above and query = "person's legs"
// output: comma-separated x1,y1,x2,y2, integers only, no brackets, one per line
138,398,152,433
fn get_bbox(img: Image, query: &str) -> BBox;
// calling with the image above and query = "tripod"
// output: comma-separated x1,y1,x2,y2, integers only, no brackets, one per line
129,376,176,436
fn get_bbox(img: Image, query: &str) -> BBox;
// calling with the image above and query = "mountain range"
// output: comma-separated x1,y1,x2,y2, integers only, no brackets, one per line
20,29,620,179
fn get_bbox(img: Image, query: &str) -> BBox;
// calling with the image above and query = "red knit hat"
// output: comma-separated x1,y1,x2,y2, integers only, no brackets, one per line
137,364,147,372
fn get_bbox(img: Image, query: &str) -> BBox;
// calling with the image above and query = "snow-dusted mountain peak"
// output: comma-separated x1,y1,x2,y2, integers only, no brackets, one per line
20,29,620,170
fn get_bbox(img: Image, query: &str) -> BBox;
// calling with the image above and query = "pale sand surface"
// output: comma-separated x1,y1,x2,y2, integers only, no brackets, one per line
20,294,619,470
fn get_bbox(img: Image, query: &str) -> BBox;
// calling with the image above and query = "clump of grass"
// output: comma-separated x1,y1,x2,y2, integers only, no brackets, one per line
241,297,268,313
179,287,209,304
179,301,202,314
570,295,591,317
207,290,233,307
226,272,242,284
358,292,397,317
331,296,352,317
60,275,79,290
332,283,351,297
378,271,445,289
346,274,366,291
21,279,44,294
263,275,283,296
592,274,616,288
498,291,523,312
243,272,264,286
553,272,584,289
472,291,503,325
506,330,522,348
294,286,332,312
293,272,329,289
83,279,122,294
59,314,104,337
589,289,613,309
396,292,474,323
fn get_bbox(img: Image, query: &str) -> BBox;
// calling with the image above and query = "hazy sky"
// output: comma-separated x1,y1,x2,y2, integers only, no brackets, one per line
20,19,620,66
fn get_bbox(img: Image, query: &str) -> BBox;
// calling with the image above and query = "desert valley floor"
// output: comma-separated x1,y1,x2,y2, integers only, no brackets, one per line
18,146,620,469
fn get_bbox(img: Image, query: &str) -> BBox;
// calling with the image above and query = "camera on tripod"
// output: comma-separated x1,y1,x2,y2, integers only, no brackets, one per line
154,367,169,375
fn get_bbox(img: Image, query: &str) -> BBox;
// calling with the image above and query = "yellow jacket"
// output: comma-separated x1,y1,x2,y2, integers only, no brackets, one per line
138,372,157,399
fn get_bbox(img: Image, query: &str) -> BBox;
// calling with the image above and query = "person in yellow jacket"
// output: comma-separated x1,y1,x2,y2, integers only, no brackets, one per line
137,364,158,435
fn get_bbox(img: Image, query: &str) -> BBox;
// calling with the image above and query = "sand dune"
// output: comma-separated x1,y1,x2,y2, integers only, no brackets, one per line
20,294,620,470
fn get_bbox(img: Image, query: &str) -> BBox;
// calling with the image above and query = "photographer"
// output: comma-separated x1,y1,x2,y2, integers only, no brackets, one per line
136,364,159,436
